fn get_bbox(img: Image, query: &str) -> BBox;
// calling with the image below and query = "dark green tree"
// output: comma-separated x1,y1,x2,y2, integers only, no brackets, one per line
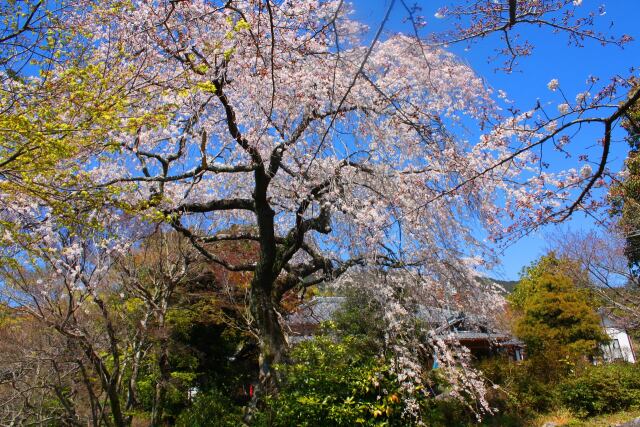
510,254,607,364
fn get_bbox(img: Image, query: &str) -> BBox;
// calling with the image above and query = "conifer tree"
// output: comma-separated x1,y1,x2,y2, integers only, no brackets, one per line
511,254,607,362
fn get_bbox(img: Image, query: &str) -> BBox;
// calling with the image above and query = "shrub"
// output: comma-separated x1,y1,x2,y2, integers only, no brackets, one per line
421,399,473,427
419,391,525,427
478,356,640,421
253,335,412,426
557,363,640,417
175,389,243,427
478,356,558,416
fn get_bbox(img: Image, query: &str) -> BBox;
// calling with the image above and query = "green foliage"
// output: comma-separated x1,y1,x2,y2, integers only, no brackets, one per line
331,289,387,354
254,335,410,426
175,389,243,427
421,399,477,427
510,254,607,362
479,356,558,415
609,83,640,276
421,398,524,427
557,363,640,417
481,257,616,422
480,355,640,422
132,308,253,421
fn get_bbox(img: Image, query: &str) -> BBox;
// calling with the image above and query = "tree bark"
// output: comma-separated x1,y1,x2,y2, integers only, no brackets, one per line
241,163,291,426
250,281,287,388
151,310,171,427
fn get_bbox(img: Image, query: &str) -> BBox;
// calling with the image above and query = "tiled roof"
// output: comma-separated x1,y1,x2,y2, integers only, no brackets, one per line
286,296,345,326
287,297,483,327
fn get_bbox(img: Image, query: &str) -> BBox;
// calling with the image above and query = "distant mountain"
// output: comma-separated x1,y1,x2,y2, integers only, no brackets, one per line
489,278,519,294
477,277,519,294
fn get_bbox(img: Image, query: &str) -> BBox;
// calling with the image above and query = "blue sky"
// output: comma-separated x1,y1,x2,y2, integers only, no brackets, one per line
350,0,640,280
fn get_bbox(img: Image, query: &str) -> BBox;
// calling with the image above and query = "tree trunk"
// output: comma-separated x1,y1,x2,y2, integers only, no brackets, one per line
151,349,170,426
127,310,150,412
151,311,171,427
251,169,288,390
86,349,126,427
243,279,287,423
106,379,127,427
250,283,287,389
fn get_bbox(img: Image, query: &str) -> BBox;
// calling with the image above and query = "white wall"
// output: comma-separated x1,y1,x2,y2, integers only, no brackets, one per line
602,327,636,363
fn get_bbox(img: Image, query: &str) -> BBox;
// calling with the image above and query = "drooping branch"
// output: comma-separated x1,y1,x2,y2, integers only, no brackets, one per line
430,0,632,70
165,198,255,215
169,219,256,272
267,105,361,178
554,87,640,221
99,162,255,187
212,77,264,167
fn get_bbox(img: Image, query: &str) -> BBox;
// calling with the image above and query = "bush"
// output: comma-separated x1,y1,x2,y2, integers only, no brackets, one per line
253,335,412,426
557,363,640,417
479,356,640,421
175,389,243,427
421,399,473,427
418,391,525,427
478,356,558,416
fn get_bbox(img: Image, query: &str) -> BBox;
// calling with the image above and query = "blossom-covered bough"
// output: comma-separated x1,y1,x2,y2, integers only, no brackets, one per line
75,0,506,402
1,0,638,421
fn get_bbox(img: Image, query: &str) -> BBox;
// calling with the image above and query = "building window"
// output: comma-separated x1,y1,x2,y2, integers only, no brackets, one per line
514,349,523,361
609,339,623,360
